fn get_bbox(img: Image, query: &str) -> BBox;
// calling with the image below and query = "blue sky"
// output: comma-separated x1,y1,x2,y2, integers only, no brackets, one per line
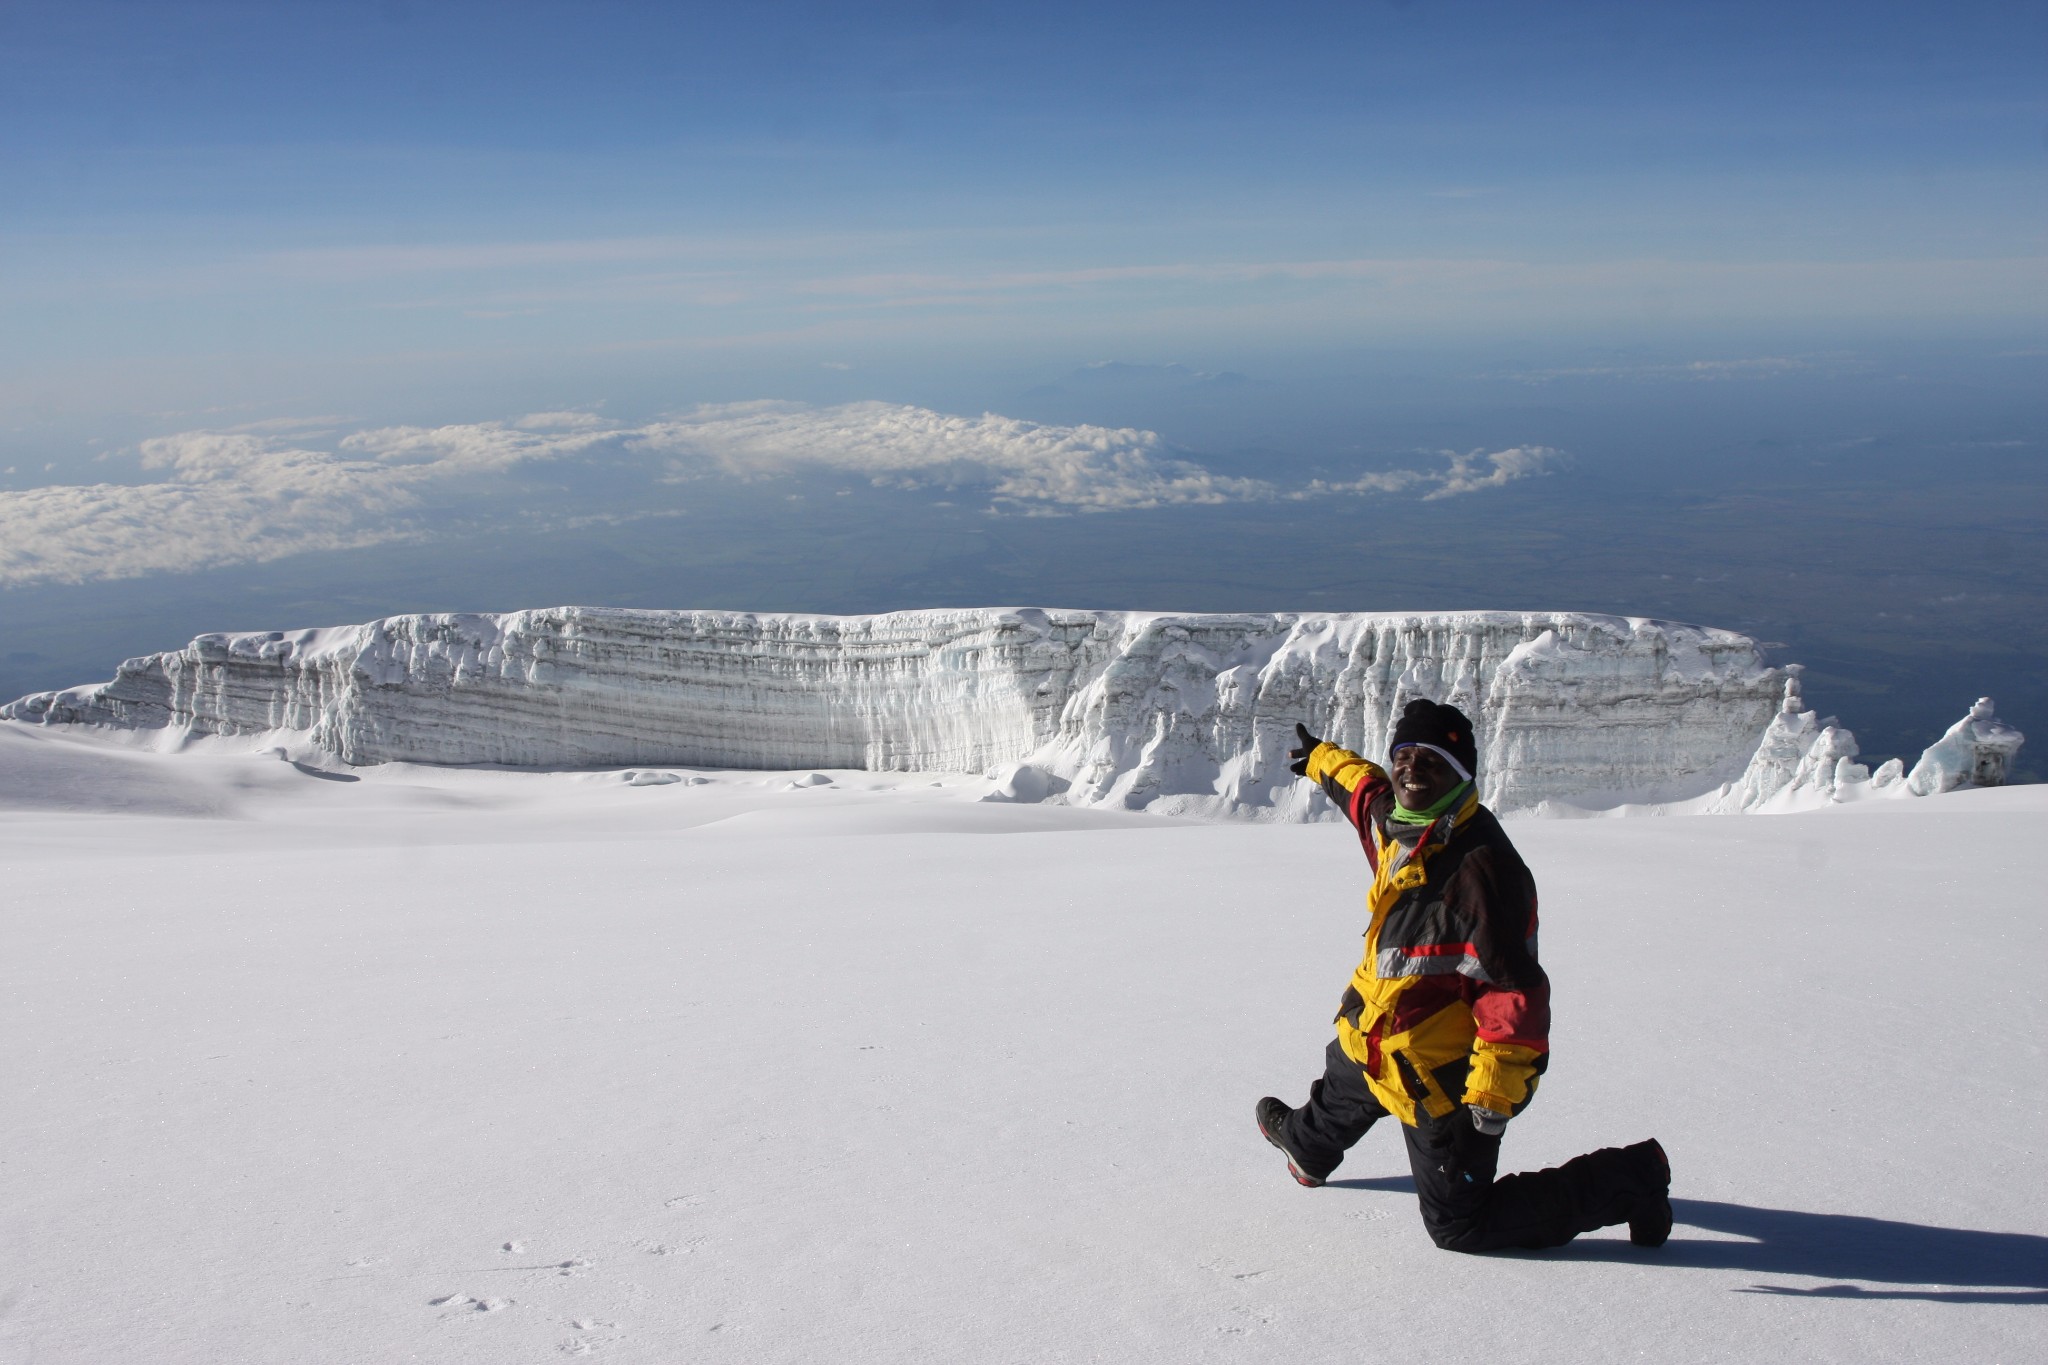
2,0,2043,452
2,1,2045,773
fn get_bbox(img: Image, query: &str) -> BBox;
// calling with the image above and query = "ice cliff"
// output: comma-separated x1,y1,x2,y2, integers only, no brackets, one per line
2,607,1791,818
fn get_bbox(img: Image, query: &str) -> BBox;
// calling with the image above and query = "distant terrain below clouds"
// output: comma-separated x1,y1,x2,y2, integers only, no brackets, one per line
0,402,1560,588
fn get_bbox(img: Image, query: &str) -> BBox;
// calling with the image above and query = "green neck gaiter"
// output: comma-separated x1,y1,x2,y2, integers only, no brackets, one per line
1389,780,1472,826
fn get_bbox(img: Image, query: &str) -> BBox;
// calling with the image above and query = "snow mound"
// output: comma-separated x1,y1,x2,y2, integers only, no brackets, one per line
1,606,1784,816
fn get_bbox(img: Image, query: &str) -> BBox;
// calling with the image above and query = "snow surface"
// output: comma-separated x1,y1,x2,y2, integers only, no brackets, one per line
1,606,1785,816
2,723,2043,1364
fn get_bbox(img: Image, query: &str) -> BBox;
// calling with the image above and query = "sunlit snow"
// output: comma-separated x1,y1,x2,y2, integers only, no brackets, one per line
2,723,2042,1363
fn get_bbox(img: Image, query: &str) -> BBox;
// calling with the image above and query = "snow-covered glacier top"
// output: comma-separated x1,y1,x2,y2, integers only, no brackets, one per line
1,606,1786,818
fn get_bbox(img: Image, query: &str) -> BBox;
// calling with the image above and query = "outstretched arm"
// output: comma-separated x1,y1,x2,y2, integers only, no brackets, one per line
1288,723,1391,833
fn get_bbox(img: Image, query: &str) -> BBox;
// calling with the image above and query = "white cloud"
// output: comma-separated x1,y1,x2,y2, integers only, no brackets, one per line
336,420,617,471
1293,447,1564,501
1295,470,1432,498
0,402,1564,588
1424,446,1567,500
2,438,423,587
512,411,612,431
0,421,630,587
631,401,1269,510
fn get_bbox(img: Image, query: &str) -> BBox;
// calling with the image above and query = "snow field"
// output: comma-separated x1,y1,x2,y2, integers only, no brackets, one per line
1,726,2043,1363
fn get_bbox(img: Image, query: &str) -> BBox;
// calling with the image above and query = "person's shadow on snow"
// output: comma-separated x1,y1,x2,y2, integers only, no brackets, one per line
1327,1179,2048,1302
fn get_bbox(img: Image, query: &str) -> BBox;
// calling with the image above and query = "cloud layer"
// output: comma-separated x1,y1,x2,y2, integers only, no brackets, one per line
0,402,1561,588
634,402,1271,511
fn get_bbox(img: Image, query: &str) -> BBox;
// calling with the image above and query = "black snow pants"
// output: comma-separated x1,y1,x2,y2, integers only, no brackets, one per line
1282,1038,1654,1253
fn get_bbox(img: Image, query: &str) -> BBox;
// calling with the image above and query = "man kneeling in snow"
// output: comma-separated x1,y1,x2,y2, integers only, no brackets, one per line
1257,699,1672,1252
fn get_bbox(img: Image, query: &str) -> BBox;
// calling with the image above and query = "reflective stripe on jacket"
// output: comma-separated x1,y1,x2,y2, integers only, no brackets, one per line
1303,742,1550,1127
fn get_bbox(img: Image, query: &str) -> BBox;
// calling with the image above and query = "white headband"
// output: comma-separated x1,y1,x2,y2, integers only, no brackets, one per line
1392,741,1473,784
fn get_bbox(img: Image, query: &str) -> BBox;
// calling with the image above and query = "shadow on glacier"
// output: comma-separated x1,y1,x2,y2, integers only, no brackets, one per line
1557,1200,2048,1300
1325,1175,1418,1193
1323,1180,2045,1298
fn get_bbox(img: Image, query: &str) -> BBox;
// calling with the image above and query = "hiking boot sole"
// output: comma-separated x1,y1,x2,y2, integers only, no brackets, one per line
1255,1102,1325,1188
1630,1192,1673,1248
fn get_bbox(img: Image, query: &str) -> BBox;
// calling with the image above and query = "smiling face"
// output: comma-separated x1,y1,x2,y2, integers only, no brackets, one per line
1391,744,1463,812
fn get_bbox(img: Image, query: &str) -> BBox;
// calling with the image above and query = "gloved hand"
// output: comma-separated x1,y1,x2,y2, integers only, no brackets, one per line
1439,1106,1504,1189
1468,1105,1509,1136
1286,722,1323,776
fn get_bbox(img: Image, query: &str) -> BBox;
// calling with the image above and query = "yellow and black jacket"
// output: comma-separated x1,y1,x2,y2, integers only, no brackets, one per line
1303,742,1550,1128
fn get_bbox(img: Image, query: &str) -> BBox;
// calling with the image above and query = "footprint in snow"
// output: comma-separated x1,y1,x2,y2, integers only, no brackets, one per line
559,1318,621,1356
430,1294,514,1312
637,1236,705,1256
1217,1305,1274,1334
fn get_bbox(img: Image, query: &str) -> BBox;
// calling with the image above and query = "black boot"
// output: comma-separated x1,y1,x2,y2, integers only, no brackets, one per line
1625,1139,1672,1248
1255,1097,1326,1188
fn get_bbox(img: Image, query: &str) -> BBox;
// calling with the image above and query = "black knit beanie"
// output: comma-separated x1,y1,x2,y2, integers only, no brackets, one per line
1389,699,1478,778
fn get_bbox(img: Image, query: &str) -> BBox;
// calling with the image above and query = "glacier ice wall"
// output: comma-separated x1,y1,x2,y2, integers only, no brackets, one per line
0,607,1783,817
